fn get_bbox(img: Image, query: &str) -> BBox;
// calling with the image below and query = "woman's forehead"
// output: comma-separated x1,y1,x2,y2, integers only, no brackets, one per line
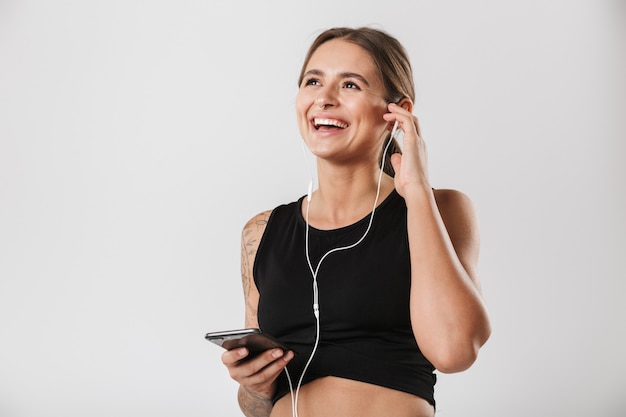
305,39,382,86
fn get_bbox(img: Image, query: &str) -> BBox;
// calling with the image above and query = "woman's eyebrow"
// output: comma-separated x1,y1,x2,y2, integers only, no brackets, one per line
302,69,371,87
340,72,370,87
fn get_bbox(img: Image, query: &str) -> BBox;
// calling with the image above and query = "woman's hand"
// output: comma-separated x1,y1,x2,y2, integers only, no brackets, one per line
222,347,294,401
383,102,430,197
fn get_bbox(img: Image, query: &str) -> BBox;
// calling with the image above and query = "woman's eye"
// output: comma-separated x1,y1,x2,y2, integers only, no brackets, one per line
344,81,360,90
304,78,320,86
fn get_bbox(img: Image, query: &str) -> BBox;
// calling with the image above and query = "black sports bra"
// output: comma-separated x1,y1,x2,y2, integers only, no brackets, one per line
253,190,436,405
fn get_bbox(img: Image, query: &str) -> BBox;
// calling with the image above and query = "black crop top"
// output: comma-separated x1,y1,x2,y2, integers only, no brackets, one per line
253,190,436,406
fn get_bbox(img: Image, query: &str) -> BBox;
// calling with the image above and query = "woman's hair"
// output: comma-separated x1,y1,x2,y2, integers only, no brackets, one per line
298,27,415,177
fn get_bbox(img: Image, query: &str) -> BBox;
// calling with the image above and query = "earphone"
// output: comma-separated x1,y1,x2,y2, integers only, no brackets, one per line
286,120,401,417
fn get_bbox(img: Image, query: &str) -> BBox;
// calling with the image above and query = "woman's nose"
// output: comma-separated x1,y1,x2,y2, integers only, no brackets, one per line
315,90,337,109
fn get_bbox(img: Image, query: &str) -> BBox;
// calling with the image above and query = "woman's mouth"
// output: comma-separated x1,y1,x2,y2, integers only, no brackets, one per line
313,118,349,131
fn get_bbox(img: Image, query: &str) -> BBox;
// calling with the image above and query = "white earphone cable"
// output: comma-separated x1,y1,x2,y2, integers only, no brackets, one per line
286,121,400,417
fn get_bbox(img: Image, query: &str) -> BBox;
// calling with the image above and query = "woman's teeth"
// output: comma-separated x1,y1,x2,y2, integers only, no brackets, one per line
314,118,348,129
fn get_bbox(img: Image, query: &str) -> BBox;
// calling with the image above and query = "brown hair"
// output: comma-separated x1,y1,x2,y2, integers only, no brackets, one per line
298,27,415,176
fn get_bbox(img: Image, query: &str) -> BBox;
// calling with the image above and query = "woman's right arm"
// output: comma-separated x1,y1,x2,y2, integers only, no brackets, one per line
221,210,294,417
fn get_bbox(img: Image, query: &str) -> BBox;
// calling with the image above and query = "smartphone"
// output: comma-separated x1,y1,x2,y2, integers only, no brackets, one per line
205,328,294,358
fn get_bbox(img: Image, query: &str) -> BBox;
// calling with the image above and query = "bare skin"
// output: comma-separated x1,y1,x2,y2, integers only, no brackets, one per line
221,38,491,417
270,377,434,417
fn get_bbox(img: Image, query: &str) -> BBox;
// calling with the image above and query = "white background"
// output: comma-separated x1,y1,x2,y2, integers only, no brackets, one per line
1,1,624,416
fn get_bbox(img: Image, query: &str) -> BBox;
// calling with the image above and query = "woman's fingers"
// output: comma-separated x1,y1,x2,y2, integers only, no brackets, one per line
384,102,430,192
222,347,294,390
385,102,420,138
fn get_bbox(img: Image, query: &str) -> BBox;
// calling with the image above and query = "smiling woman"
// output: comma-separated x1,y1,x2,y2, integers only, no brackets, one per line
218,26,491,417
297,27,414,178
296,39,391,175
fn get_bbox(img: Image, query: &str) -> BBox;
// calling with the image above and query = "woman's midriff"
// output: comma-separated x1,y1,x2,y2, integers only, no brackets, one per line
269,376,435,417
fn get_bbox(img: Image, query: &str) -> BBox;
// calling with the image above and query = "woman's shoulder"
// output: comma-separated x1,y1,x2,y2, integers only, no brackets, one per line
241,196,305,235
433,187,471,202
433,188,475,214
242,209,273,239
432,188,479,251
432,188,479,234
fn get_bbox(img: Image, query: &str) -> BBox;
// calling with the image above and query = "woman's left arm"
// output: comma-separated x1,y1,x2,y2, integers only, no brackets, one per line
405,187,491,373
386,103,491,373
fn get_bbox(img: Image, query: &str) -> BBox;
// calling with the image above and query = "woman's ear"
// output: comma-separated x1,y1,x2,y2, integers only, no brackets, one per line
396,97,413,113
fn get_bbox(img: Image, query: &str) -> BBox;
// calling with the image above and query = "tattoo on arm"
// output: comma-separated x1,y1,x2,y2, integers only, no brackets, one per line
241,212,270,325
241,228,253,298
238,386,273,417
241,231,257,320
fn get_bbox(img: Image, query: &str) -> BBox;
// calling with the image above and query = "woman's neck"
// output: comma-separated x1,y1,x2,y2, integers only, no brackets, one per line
305,162,395,230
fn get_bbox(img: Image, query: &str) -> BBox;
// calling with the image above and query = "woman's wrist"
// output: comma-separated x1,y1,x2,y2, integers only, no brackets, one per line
400,181,434,207
238,385,273,417
241,385,274,402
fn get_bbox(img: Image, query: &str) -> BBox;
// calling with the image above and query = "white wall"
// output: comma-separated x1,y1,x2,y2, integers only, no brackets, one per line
1,1,624,416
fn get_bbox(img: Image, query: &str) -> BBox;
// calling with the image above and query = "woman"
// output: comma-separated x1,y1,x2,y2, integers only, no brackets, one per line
221,27,491,417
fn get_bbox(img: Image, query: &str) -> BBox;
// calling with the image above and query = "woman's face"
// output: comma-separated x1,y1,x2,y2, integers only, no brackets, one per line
296,39,389,165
